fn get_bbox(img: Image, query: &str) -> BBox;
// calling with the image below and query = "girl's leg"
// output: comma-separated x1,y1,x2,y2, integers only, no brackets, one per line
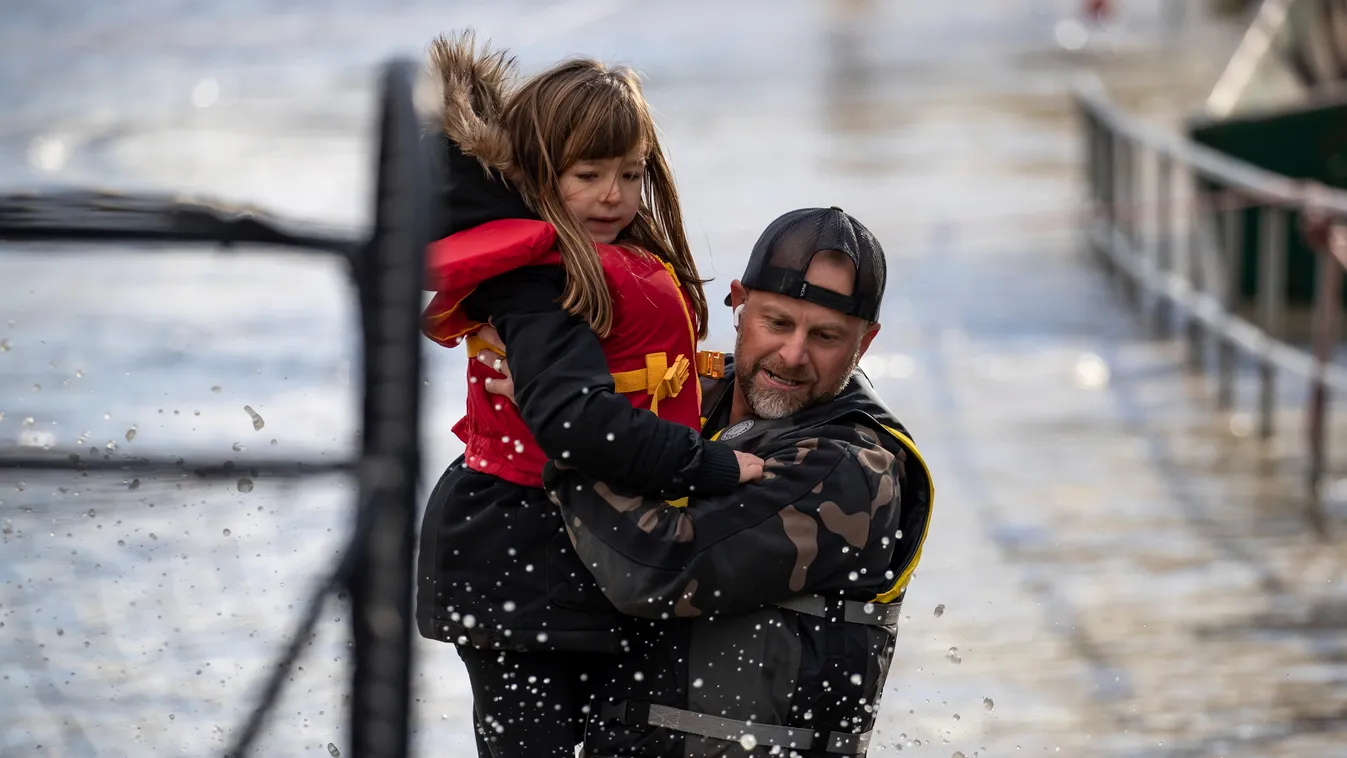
457,646,588,758
471,708,493,758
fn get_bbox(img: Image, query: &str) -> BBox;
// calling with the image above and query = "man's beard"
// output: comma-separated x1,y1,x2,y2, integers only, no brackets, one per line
735,330,862,420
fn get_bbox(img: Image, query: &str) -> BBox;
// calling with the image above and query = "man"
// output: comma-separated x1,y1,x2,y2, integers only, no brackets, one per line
484,207,934,757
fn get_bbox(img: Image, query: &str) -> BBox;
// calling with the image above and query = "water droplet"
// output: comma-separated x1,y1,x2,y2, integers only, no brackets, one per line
211,386,222,393
848,571,859,582
692,678,704,688
222,528,232,537
462,614,476,629
947,647,961,664
87,509,95,518
32,383,40,393
103,413,111,420
327,743,340,758
536,632,548,643
117,539,125,547
0,339,9,351
149,533,157,540
15,482,25,492
270,439,278,446
105,440,118,452
606,432,615,441
128,479,140,490
232,442,244,452
22,417,35,427
192,78,219,109
934,604,945,618
502,601,516,612
237,478,254,494
75,369,84,378
1072,352,1110,389
738,734,757,751
983,697,994,711
244,405,265,431
850,673,863,685
953,752,967,758
125,427,137,442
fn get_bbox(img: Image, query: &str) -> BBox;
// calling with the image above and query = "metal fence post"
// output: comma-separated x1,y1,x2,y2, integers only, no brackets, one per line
1154,152,1175,338
348,59,430,758
1257,205,1286,438
1217,201,1244,410
1308,223,1344,498
1186,169,1207,372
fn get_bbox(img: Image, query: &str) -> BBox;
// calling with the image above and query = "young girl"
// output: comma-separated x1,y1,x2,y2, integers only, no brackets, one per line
414,32,760,758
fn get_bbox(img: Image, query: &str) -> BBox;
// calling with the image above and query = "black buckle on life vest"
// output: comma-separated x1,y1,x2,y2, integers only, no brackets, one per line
598,698,650,727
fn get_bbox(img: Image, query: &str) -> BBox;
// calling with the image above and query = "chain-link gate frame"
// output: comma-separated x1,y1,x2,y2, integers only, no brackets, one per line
0,59,432,758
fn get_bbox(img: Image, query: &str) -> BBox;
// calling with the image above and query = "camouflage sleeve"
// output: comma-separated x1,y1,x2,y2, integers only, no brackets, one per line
541,422,903,619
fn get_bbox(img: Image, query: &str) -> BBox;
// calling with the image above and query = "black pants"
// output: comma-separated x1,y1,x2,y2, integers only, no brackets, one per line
458,646,605,758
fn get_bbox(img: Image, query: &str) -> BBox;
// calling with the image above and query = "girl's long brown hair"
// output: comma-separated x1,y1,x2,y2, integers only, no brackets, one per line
503,58,708,340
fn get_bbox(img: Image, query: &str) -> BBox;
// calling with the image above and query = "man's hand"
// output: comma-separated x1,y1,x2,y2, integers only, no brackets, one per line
735,450,765,483
475,324,516,403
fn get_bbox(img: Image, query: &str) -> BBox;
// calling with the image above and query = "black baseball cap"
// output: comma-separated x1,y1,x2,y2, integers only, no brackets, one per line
726,206,887,322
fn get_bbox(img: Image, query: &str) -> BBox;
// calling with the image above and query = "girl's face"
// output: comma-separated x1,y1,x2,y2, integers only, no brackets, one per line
558,144,645,244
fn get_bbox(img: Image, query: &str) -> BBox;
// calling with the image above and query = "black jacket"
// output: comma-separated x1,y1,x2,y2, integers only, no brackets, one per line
543,356,935,756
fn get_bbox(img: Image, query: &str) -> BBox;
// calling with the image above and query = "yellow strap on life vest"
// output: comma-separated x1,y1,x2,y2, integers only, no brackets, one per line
466,333,503,359
464,335,718,414
611,352,691,416
696,350,725,379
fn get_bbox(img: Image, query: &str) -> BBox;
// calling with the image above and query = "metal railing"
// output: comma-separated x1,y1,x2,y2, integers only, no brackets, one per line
1075,72,1347,500
0,59,433,758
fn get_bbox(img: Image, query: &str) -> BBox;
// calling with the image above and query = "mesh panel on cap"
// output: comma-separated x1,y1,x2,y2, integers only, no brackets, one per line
741,208,887,321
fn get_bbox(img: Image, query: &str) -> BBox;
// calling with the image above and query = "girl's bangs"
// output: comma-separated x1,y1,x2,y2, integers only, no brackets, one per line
563,93,654,164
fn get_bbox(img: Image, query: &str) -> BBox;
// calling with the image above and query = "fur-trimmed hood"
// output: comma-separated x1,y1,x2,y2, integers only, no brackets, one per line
429,30,518,178
426,31,539,241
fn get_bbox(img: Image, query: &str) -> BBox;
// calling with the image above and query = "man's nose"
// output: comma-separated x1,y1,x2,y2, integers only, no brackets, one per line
776,331,810,368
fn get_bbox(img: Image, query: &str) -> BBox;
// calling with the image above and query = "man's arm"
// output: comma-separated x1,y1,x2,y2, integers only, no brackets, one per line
463,265,743,498
542,422,904,619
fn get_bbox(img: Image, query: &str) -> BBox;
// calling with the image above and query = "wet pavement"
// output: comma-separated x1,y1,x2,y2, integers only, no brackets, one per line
4,1,1347,756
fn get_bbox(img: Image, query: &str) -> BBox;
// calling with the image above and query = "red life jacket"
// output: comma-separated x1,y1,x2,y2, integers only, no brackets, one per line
422,219,724,488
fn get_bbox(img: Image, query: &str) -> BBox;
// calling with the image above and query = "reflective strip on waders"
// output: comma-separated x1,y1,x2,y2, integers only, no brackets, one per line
775,594,902,627
603,701,872,754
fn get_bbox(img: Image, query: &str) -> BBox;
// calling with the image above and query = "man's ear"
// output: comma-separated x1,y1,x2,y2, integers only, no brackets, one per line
858,322,881,358
728,280,747,310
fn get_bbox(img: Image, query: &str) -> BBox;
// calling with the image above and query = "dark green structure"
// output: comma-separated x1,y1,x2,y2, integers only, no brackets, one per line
1188,93,1347,304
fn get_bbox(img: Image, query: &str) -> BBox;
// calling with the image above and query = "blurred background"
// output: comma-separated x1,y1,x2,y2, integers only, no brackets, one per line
5,0,1347,756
